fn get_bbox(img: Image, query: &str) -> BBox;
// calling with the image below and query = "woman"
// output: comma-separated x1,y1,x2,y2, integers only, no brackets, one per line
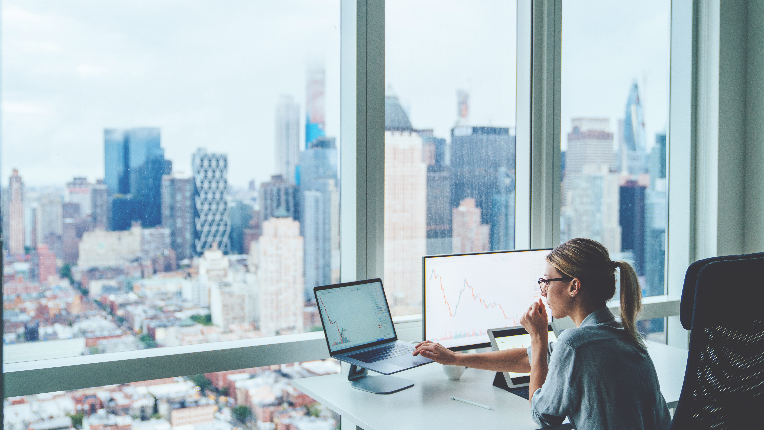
413,238,671,429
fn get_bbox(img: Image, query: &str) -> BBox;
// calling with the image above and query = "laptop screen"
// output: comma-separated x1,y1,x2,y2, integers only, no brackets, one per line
315,280,396,354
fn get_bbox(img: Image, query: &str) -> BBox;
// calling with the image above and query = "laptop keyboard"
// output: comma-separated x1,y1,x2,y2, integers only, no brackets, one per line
348,343,413,363
509,386,530,399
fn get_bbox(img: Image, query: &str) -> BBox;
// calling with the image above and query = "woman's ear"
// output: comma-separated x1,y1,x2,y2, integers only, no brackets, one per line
569,279,581,297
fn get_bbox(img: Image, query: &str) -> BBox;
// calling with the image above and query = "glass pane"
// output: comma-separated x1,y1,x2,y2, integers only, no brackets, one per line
639,317,667,344
560,0,669,298
2,1,340,363
385,0,518,316
2,360,341,430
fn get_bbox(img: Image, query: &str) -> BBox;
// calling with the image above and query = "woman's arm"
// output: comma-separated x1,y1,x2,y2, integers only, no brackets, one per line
413,341,531,373
521,299,550,404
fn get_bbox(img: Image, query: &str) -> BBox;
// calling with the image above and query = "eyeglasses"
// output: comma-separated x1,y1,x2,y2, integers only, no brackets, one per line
538,277,574,292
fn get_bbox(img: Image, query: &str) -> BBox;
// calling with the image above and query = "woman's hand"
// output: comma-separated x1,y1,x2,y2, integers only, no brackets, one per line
520,299,549,340
413,341,460,365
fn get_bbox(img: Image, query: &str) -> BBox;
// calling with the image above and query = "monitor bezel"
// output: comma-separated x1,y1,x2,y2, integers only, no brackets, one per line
422,248,553,352
314,278,398,357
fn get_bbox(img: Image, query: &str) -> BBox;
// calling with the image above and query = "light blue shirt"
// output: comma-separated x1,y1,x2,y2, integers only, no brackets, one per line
527,307,671,430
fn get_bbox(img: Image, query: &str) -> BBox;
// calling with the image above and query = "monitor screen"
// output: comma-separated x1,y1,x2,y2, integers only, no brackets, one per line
315,280,397,355
423,249,552,350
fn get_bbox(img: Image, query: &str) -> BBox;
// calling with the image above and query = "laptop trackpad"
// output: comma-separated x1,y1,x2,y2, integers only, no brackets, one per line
388,355,427,367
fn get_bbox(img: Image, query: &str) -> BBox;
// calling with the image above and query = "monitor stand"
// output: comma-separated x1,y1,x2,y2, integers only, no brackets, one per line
348,365,414,394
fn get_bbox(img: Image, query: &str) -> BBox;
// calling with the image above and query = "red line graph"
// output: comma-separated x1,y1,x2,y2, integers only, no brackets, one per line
429,269,519,325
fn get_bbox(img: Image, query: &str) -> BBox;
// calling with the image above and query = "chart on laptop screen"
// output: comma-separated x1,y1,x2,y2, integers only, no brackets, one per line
423,249,551,349
316,282,395,352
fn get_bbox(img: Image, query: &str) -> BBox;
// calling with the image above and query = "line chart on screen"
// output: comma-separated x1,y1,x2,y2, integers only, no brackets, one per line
423,249,551,349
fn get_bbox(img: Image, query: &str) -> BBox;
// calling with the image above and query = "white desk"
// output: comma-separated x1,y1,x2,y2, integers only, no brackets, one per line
293,342,688,430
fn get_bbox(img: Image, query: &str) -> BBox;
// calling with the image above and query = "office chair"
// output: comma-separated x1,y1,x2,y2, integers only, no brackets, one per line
670,253,764,429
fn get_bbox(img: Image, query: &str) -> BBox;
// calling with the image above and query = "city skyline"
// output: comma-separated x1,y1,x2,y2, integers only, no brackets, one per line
2,0,668,187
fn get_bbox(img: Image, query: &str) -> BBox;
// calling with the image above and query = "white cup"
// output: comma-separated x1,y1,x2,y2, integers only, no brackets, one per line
442,364,466,381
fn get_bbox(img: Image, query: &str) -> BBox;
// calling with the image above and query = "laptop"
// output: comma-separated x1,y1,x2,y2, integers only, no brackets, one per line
487,325,558,399
314,278,433,374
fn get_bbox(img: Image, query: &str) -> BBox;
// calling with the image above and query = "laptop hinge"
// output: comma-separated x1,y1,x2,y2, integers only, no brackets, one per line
348,364,368,381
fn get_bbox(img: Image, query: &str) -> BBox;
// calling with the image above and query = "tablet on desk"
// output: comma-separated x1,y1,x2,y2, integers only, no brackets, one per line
488,325,557,388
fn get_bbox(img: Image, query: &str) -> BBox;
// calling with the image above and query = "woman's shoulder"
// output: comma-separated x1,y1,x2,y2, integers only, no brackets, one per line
555,323,628,350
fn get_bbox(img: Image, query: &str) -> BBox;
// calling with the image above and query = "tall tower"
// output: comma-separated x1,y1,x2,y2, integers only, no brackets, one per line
384,95,427,312
91,180,110,230
305,64,326,148
104,128,170,229
298,137,339,298
162,174,196,261
450,126,515,250
565,118,615,176
621,83,648,175
260,175,300,223
276,95,301,184
9,169,25,255
452,198,490,254
193,148,231,255
65,177,92,217
257,213,304,336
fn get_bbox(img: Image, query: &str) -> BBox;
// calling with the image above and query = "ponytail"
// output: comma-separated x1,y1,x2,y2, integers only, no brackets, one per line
547,238,645,349
615,260,645,349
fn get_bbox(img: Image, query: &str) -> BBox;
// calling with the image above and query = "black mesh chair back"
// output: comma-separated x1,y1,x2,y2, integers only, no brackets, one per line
671,253,764,429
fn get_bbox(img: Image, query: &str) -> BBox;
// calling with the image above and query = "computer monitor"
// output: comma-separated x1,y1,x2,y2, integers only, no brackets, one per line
422,249,552,351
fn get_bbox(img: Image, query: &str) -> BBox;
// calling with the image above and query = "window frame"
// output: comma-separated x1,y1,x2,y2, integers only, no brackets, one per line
3,0,694,400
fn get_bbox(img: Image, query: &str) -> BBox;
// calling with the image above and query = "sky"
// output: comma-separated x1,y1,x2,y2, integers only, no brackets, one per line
2,0,669,188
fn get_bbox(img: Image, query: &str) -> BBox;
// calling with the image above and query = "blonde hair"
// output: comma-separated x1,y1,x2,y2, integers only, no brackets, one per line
547,238,645,349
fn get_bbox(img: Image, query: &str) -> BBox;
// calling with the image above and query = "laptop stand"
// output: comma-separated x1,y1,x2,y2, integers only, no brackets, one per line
348,364,414,394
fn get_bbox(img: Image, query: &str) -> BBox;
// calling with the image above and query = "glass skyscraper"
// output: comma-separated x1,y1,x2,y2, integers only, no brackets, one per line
104,128,170,230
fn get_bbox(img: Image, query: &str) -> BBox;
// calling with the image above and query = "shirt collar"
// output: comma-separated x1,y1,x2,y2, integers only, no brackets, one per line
579,307,616,327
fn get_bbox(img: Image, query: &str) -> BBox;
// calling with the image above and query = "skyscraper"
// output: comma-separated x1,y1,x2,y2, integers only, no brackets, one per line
452,198,490,254
384,95,426,312
305,64,326,147
276,95,301,184
65,177,92,218
423,131,452,255
565,118,615,176
257,213,304,336
161,174,195,261
297,137,339,298
621,83,648,175
450,126,515,251
260,175,300,223
104,128,170,229
644,133,668,296
561,119,620,251
37,191,63,248
104,129,128,196
193,148,231,255
9,169,25,256
620,177,648,274
229,200,255,255
91,180,110,230
491,168,515,251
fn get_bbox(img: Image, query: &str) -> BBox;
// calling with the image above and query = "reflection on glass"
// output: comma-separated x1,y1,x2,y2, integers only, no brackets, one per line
2,360,341,430
639,317,667,344
560,0,669,298
2,1,340,363
384,0,518,316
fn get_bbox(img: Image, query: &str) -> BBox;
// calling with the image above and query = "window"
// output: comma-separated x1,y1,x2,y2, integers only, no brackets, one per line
3,361,340,430
384,0,518,316
559,0,670,340
2,1,340,361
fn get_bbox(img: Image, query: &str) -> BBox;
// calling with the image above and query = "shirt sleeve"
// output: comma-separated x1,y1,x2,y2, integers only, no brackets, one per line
526,339,555,365
529,340,579,428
